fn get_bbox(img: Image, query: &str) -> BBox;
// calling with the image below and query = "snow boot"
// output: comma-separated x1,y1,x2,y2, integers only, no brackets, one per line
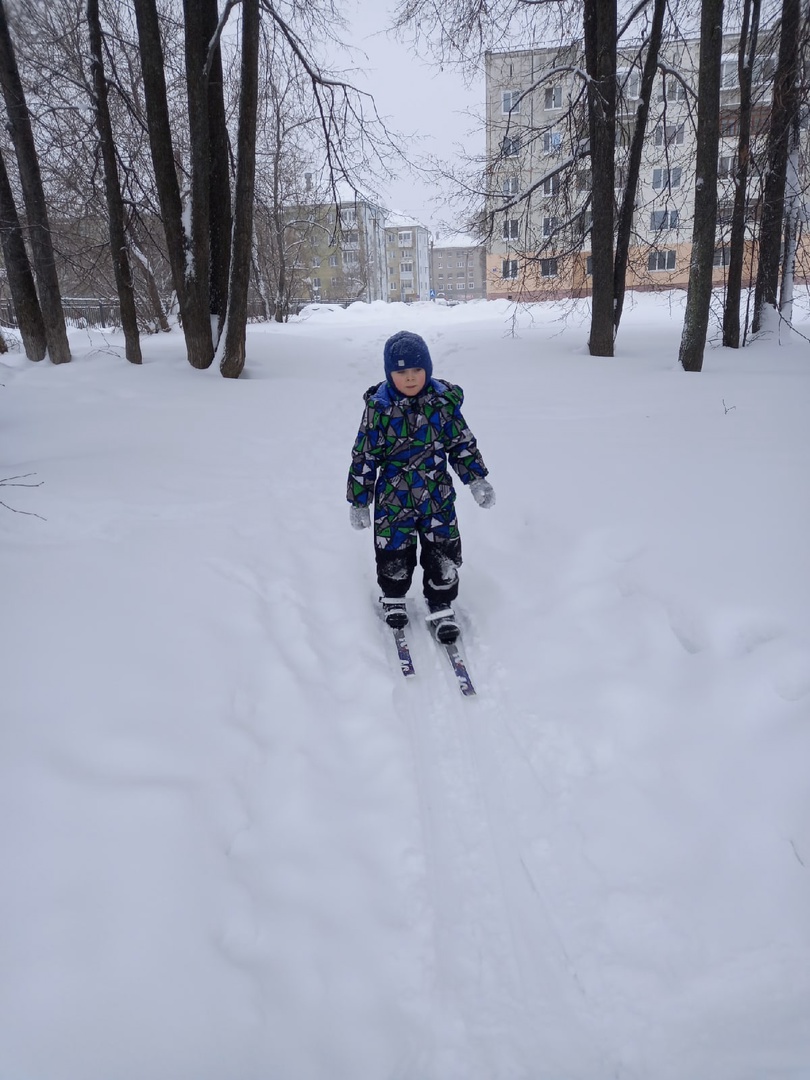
380,596,408,629
425,602,460,644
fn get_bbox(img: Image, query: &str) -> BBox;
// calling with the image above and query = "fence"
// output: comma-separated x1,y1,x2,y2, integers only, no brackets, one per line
0,297,122,329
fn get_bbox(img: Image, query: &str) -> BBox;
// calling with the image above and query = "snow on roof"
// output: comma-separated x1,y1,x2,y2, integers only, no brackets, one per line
430,232,484,250
384,210,430,231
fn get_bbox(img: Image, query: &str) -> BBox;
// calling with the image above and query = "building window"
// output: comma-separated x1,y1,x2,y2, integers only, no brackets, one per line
718,154,738,179
542,173,560,196
502,89,521,114
502,176,519,196
400,262,413,272
312,256,321,267
540,258,558,278
576,169,590,192
654,123,685,146
720,59,738,89
457,259,464,267
457,283,465,290
544,85,562,109
752,55,775,84
437,273,444,280
312,277,321,289
658,75,688,102
502,259,518,279
398,231,411,244
328,254,338,267
543,130,562,153
543,215,559,237
650,209,679,229
586,255,593,276
713,246,731,267
577,210,593,236
343,250,359,265
617,70,640,100
502,135,520,157
652,167,682,189
647,249,676,271
331,276,339,287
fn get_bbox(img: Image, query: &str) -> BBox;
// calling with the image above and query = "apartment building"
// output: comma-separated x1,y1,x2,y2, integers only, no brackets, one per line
485,35,807,300
430,235,488,300
384,214,432,302
282,197,387,306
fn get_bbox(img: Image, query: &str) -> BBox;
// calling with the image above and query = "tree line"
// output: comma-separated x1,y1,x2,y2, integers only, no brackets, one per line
0,0,396,375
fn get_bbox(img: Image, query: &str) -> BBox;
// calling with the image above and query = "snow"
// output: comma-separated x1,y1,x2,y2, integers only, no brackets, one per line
2,292,810,1080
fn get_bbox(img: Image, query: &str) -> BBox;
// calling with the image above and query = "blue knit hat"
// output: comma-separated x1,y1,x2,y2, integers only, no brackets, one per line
383,330,433,386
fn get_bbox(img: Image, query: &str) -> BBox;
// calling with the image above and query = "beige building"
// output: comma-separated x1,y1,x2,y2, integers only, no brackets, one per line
282,197,387,307
384,214,432,302
485,35,807,300
430,235,488,300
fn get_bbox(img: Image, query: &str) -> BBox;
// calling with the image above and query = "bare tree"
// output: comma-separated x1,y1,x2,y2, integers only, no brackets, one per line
87,0,142,364
0,0,70,364
679,0,724,373
219,0,259,378
614,0,667,332
722,0,761,348
583,0,617,356
0,145,46,360
752,0,802,334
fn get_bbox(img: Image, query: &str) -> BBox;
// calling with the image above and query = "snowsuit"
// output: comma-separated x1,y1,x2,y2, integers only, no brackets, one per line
347,378,488,604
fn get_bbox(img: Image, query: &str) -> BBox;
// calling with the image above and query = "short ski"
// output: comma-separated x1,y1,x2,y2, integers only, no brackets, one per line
435,635,476,696
391,626,416,678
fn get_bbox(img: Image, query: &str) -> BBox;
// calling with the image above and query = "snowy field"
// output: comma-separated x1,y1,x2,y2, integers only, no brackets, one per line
2,292,809,1080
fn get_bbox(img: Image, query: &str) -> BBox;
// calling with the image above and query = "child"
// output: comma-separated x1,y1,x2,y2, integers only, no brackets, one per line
347,329,495,643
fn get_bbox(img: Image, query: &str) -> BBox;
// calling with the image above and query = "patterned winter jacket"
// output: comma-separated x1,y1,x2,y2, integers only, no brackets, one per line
347,378,488,549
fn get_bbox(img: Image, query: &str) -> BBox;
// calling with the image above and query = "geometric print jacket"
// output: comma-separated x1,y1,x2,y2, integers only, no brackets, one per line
347,378,489,550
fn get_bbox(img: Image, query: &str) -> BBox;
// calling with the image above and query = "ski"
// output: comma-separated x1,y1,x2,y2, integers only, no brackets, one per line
435,635,476,696
391,626,416,677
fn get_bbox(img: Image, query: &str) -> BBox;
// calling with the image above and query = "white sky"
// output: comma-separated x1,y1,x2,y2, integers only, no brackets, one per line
341,0,486,233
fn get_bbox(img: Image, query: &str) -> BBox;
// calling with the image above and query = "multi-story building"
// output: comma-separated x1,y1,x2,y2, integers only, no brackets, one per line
280,196,387,307
485,34,806,300
430,235,488,300
384,214,432,302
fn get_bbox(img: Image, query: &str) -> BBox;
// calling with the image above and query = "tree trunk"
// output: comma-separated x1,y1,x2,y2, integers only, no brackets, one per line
722,0,760,348
614,0,666,333
220,0,259,379
679,0,725,373
0,146,46,361
751,0,801,335
182,0,214,367
203,0,232,336
129,232,171,332
132,0,212,368
0,0,70,364
584,0,617,357
778,112,802,337
87,0,142,364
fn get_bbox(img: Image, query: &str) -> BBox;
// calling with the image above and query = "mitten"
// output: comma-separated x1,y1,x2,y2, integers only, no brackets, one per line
349,504,371,530
470,478,496,509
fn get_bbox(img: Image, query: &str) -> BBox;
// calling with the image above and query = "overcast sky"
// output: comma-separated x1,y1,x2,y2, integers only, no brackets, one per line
340,1,486,234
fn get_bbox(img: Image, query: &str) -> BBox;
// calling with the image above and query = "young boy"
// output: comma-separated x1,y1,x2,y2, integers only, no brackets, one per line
347,329,495,643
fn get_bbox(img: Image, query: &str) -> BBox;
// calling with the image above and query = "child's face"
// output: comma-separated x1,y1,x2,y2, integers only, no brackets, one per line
390,366,427,396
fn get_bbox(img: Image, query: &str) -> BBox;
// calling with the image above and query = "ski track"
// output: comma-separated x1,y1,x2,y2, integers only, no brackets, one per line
395,610,618,1080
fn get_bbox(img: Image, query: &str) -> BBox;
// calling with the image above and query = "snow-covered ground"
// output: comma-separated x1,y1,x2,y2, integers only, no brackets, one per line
2,293,809,1080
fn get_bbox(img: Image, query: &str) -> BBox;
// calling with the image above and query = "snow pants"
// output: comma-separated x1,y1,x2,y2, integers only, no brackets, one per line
375,534,462,606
